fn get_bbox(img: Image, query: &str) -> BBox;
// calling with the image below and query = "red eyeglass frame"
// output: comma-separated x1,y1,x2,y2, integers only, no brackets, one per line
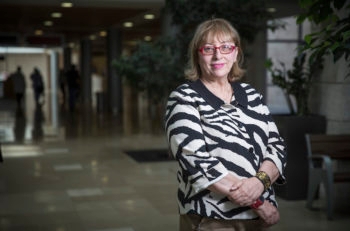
198,45,236,55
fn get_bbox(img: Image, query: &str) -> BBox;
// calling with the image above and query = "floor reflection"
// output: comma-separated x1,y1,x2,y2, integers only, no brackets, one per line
31,104,44,142
13,107,26,143
0,91,164,144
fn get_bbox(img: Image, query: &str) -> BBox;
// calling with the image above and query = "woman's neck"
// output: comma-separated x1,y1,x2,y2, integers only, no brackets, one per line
200,78,233,104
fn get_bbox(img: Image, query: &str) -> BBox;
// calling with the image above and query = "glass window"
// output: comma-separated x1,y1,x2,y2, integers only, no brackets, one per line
266,16,304,114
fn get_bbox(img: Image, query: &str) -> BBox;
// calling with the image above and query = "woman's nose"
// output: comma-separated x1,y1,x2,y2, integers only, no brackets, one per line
213,49,222,59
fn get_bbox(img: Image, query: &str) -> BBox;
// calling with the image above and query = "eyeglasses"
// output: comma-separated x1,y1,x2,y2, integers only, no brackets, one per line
198,45,236,55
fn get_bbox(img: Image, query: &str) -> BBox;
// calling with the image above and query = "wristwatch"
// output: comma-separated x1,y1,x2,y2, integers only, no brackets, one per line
250,196,265,209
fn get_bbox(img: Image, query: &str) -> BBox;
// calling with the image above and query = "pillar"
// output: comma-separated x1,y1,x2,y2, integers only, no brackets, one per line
245,30,267,98
50,50,59,128
63,46,71,71
107,27,122,115
80,38,92,108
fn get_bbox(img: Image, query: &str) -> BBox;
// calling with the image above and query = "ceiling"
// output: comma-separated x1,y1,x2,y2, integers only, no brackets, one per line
0,0,301,54
0,0,165,52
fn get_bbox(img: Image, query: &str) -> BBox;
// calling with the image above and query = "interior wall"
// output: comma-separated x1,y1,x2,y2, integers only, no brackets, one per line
4,53,50,98
92,55,107,76
309,55,350,134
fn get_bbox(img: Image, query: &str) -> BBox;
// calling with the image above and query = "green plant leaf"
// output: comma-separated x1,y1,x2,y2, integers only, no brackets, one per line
304,34,313,45
342,30,350,41
330,42,340,51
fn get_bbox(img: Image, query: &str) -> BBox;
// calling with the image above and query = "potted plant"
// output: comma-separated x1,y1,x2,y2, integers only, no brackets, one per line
113,36,185,133
113,38,182,105
265,52,327,200
266,52,320,116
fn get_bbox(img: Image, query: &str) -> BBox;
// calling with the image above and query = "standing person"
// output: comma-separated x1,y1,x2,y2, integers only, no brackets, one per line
164,18,287,231
10,66,26,108
58,68,67,105
66,64,80,112
30,67,44,106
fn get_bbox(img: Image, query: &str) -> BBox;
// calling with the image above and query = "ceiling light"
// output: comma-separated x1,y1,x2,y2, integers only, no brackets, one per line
61,2,73,8
123,22,133,28
35,30,43,36
267,8,276,13
144,14,155,20
51,12,62,18
89,35,96,40
99,31,107,37
44,21,53,26
144,36,152,41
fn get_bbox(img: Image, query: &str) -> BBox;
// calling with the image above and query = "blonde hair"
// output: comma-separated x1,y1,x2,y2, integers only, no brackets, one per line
185,18,245,81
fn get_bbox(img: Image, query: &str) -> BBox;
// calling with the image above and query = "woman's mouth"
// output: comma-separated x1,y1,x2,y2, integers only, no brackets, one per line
211,63,225,69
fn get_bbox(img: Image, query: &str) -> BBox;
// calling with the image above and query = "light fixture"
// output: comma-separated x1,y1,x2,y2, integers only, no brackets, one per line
35,30,43,35
123,22,133,28
89,35,96,40
61,1,73,8
51,12,62,18
266,8,276,13
44,20,53,26
144,36,152,41
99,31,107,37
144,14,155,20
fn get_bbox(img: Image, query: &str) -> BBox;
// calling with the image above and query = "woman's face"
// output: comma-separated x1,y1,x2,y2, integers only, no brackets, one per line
198,36,238,81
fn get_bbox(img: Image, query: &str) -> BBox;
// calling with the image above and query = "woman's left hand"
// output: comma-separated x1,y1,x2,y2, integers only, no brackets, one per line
228,177,265,206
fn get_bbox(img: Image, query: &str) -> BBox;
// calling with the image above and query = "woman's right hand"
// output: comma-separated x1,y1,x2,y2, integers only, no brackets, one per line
253,200,280,227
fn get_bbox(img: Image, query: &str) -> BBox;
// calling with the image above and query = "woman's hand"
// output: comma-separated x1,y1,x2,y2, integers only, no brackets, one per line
253,200,280,227
228,177,265,206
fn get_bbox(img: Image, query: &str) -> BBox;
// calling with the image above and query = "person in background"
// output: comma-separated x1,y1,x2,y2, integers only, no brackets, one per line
164,18,287,231
66,64,80,112
59,68,67,105
30,67,44,106
91,69,104,109
10,66,26,109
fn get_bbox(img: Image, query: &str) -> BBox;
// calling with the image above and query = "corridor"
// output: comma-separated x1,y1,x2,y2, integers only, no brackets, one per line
0,96,349,231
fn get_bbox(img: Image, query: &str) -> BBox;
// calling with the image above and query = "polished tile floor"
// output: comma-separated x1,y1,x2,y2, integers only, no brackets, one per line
0,97,349,231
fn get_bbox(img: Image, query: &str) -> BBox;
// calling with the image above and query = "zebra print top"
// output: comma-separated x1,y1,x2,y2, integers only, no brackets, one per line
164,79,287,220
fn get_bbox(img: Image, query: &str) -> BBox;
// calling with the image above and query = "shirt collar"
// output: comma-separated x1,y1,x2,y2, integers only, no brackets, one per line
188,79,248,110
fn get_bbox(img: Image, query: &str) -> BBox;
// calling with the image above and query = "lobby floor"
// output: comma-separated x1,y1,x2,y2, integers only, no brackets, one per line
0,97,349,231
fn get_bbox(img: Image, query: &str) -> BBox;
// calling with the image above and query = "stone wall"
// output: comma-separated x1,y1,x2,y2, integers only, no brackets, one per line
309,55,350,134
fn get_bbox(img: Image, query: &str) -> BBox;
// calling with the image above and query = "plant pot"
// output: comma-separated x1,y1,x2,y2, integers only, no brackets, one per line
272,114,327,200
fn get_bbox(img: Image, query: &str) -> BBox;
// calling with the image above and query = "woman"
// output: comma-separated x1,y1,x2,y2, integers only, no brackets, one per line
164,18,287,231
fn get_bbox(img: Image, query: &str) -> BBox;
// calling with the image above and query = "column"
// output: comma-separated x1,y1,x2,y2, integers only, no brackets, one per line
107,27,122,115
63,46,71,71
50,50,59,129
245,30,267,98
80,38,92,108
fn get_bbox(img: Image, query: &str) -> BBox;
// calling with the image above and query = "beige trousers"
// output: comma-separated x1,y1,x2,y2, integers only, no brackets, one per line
179,214,268,231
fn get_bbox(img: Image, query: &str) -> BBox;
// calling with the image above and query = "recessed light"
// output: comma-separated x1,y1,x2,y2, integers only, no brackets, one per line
144,14,155,20
144,36,152,41
123,22,133,28
44,21,53,26
267,8,276,13
99,31,107,37
35,30,43,35
51,12,62,18
61,2,73,8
